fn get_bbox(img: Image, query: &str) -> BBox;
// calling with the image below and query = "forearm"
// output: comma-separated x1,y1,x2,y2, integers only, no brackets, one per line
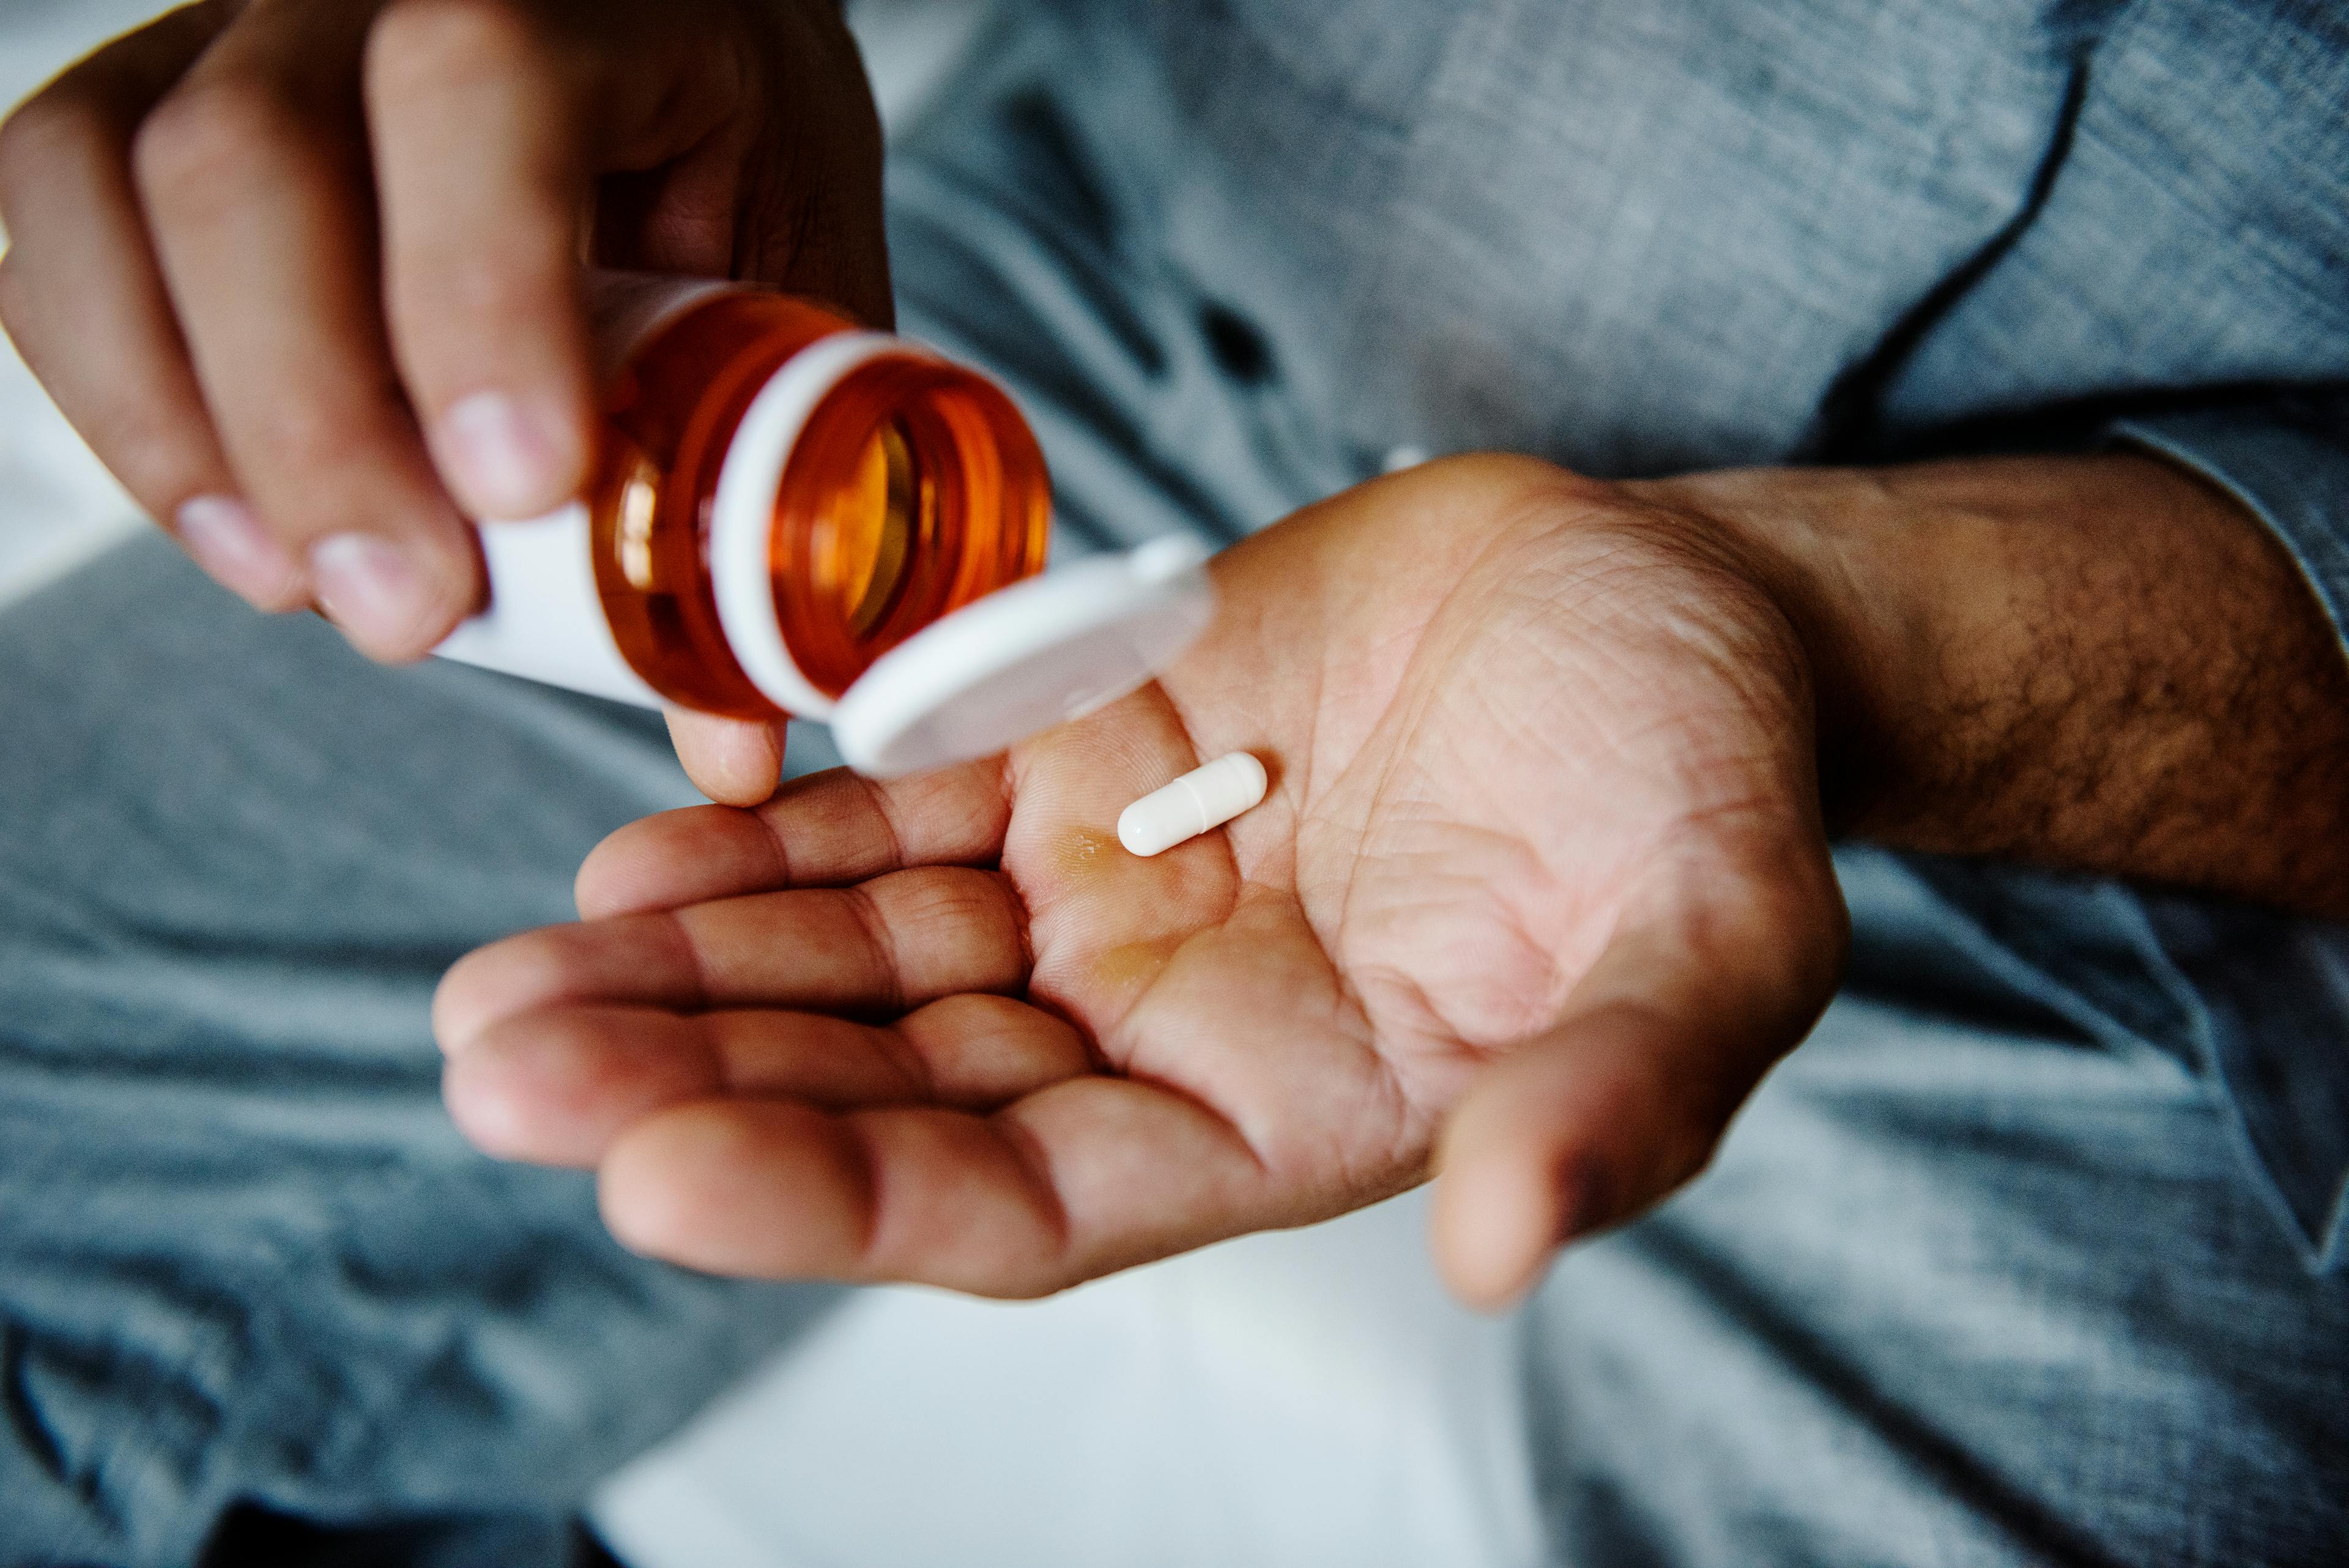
1652,452,2349,918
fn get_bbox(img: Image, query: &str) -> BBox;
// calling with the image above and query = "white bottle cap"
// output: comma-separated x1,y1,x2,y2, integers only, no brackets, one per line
830,534,1216,778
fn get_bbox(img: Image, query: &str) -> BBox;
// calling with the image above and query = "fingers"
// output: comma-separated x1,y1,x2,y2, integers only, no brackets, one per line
598,1074,1271,1297
365,0,596,522
8,0,889,664
366,0,763,522
4,0,776,653
576,759,1012,917
445,992,1091,1167
663,711,788,806
434,864,1032,1049
0,6,295,601
368,0,718,525
133,1,490,658
1429,842,1847,1312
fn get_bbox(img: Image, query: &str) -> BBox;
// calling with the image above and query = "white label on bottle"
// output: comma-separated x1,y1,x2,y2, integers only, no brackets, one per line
434,503,667,710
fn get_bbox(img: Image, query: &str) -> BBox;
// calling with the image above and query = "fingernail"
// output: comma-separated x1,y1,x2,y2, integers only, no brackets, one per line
311,532,437,653
439,392,570,519
177,496,300,605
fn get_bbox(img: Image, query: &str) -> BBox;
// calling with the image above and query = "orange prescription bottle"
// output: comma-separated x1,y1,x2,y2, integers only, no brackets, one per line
435,273,1217,778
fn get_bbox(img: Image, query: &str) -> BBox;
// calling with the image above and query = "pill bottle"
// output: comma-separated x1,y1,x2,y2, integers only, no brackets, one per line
437,273,1217,778
438,272,1050,723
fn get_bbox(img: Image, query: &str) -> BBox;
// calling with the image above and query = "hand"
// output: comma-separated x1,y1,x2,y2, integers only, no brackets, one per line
434,456,1849,1307
0,0,885,660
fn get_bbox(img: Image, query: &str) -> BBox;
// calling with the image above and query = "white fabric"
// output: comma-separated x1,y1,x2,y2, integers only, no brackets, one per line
592,1192,1542,1568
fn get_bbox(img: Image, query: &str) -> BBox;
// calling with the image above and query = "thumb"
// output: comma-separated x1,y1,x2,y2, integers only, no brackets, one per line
1429,847,1846,1312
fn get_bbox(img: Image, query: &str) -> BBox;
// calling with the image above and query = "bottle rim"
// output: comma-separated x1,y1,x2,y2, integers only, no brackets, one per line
708,330,913,721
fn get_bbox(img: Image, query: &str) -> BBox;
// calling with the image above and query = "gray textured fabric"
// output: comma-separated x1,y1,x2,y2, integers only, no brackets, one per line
1531,850,2349,1565
4,1,2346,1564
0,546,838,1568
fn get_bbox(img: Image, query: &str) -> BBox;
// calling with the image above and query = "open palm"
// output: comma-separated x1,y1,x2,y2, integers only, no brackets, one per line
435,456,1847,1306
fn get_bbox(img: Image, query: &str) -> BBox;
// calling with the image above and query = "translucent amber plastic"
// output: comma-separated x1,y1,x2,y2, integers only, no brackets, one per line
585,291,1051,719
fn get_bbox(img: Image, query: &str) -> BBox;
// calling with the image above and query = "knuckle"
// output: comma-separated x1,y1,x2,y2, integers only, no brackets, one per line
0,300,214,523
0,86,110,211
73,399,207,508
250,397,400,495
131,75,298,203
391,247,566,343
235,426,455,571
368,0,548,94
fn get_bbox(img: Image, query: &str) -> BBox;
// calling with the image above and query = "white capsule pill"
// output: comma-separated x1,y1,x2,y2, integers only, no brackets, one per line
1118,751,1269,857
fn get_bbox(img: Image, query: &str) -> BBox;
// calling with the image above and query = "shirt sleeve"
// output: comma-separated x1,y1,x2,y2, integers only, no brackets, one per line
2098,391,2349,1271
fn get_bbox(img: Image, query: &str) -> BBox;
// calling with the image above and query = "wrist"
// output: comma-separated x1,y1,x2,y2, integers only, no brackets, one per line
1636,452,2349,914
1626,464,1917,840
